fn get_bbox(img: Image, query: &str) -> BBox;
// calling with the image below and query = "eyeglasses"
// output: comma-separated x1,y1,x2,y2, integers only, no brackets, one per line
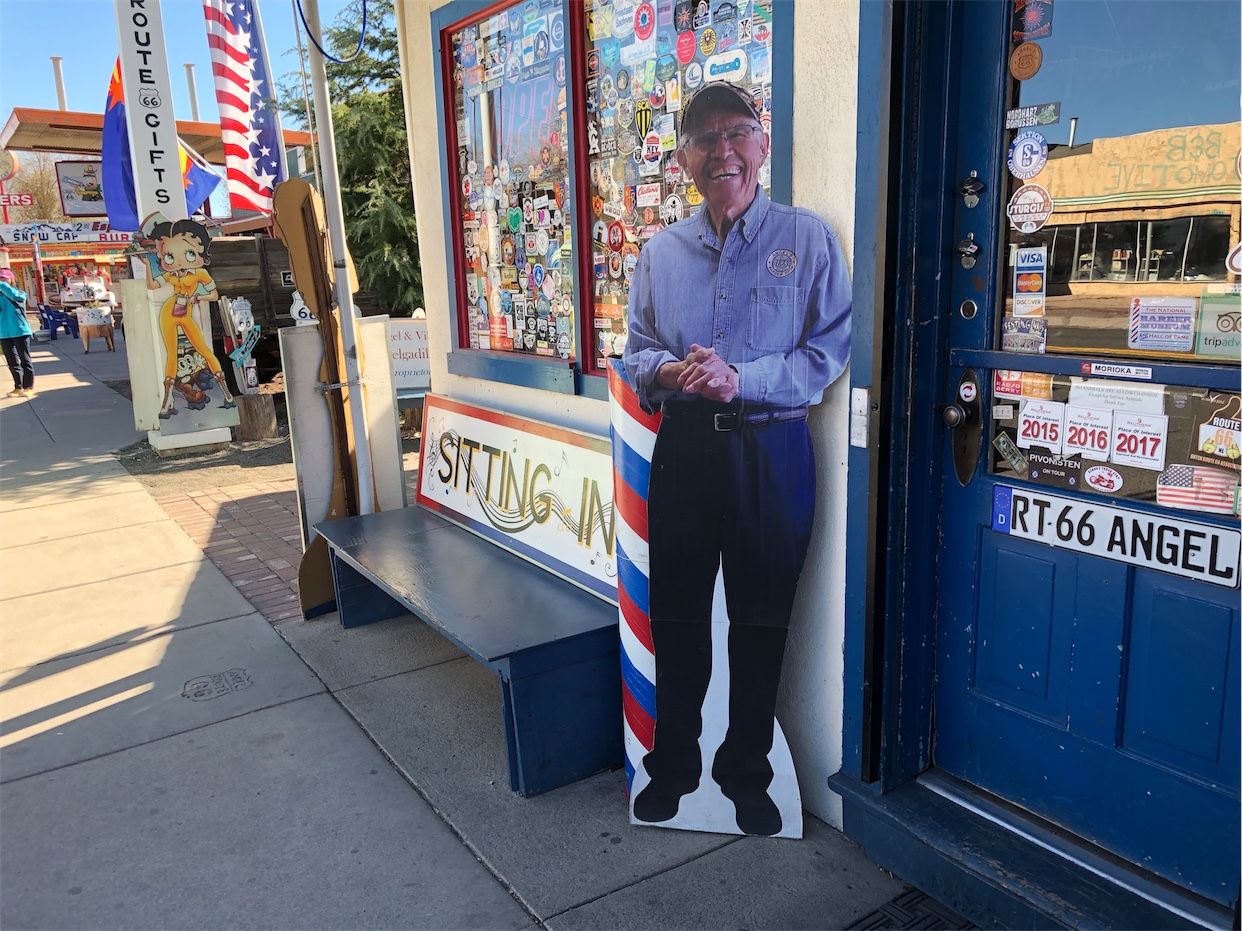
684,122,763,154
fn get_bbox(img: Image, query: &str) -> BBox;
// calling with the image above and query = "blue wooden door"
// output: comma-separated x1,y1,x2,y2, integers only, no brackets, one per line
931,0,1241,906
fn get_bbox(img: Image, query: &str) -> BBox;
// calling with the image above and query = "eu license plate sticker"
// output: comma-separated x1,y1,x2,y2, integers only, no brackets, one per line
992,485,1240,588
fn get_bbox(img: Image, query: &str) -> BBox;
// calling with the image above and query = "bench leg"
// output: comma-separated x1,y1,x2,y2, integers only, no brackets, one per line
500,650,623,797
328,549,409,629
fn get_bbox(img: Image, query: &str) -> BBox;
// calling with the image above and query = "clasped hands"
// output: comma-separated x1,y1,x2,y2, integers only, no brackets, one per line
658,343,739,403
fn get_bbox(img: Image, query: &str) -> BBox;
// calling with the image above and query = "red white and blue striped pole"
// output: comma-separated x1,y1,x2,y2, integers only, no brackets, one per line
607,360,661,792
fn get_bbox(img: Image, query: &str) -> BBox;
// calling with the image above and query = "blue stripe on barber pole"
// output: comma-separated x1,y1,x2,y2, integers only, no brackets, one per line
616,541,650,617
620,641,657,720
610,404,658,462
623,717,641,781
612,433,651,499
619,613,655,684
615,513,648,579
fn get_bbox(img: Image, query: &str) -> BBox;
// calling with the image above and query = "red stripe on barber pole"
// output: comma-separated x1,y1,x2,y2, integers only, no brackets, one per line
613,370,663,433
619,586,654,653
623,687,655,750
613,469,649,543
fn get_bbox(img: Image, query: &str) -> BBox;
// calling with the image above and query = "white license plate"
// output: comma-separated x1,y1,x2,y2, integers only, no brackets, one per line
992,485,1240,588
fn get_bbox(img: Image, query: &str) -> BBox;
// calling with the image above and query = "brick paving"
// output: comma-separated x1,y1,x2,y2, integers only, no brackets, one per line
153,479,305,625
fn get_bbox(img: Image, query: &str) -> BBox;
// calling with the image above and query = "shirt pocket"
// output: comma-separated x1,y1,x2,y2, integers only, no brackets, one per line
748,286,807,353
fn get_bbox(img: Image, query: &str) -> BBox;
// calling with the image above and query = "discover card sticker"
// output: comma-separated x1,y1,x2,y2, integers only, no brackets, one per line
992,485,1239,588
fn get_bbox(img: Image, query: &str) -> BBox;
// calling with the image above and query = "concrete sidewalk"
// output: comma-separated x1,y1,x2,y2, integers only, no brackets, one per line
0,342,531,930
0,340,912,930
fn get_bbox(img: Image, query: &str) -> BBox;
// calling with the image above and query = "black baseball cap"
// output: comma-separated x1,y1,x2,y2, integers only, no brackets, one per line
680,83,761,135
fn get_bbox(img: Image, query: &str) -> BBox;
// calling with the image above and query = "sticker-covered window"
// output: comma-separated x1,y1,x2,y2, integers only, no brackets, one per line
447,5,577,359
997,0,1240,363
580,0,776,371
991,373,1239,518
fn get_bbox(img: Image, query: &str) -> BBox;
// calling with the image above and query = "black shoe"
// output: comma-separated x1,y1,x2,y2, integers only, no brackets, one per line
726,789,782,836
632,780,692,823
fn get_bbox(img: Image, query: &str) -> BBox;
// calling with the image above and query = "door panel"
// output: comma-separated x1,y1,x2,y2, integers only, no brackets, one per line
930,0,1241,906
1123,577,1239,786
974,536,1075,722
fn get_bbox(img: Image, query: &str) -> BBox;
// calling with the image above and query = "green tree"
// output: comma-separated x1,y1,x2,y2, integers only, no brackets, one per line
280,0,422,315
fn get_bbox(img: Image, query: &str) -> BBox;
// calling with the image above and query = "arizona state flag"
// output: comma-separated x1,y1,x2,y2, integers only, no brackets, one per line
102,59,222,231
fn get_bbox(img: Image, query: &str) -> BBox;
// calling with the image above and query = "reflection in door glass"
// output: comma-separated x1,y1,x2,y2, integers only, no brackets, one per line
998,0,1241,363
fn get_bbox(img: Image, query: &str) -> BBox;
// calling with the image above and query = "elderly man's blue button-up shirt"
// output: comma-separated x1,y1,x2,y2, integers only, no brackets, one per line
623,187,851,413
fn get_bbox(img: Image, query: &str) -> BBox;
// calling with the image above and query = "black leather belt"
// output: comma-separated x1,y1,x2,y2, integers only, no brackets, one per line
663,403,809,432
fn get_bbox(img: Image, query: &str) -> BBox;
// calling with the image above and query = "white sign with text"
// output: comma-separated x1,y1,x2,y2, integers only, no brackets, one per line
417,396,616,601
388,319,431,392
113,0,186,220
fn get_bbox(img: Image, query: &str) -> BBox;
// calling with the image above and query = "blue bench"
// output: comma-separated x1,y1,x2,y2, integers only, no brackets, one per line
315,506,622,797
396,388,426,410
37,304,79,340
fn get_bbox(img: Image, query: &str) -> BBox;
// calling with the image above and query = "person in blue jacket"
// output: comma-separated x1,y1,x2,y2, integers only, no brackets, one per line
0,268,35,398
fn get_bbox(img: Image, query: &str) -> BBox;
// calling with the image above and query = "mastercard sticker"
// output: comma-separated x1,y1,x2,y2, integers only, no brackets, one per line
1013,244,1047,317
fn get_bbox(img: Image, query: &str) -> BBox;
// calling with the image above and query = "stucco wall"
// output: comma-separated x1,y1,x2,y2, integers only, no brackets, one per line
395,0,859,829
779,0,859,829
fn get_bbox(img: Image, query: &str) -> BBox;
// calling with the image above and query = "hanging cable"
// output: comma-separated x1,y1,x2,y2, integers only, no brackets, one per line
295,0,367,64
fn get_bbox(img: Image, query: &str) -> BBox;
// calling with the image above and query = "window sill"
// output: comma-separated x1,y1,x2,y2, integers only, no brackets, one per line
446,350,577,395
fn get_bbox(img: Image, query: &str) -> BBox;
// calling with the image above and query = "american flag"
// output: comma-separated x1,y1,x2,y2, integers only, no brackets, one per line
202,0,286,213
1156,465,1238,516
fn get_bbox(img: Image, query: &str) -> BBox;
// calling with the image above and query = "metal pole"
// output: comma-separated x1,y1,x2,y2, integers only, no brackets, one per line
31,225,45,305
291,0,324,194
51,58,68,110
301,0,375,516
184,64,201,121
1179,217,1193,282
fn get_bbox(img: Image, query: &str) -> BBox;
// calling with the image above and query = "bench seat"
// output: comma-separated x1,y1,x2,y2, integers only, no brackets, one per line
315,506,622,797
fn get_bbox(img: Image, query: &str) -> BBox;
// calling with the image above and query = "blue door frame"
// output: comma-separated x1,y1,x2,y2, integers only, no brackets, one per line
834,3,1239,927
841,0,957,793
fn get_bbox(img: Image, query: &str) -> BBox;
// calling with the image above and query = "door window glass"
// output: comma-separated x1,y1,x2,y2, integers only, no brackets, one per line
991,376,1240,517
997,0,1241,363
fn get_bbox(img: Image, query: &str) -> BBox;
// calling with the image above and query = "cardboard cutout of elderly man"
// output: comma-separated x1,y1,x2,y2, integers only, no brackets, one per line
622,83,851,838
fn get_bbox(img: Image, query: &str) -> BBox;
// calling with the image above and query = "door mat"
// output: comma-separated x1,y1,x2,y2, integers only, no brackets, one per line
846,889,979,930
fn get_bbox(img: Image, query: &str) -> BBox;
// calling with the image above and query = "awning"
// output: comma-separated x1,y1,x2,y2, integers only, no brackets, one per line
0,108,313,164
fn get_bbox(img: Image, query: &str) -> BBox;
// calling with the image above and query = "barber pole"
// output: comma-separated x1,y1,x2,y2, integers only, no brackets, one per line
608,360,661,791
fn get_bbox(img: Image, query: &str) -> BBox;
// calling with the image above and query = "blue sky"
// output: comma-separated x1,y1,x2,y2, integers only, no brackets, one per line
0,0,353,125
1018,0,1241,146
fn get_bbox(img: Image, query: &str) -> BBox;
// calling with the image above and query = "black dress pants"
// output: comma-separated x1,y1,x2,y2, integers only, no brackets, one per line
2,336,33,390
639,402,815,820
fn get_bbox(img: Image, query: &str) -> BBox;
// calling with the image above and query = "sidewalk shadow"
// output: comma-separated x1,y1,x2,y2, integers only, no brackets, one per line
0,544,306,785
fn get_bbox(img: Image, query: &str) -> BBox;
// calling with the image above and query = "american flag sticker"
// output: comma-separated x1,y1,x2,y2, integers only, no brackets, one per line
1156,465,1239,516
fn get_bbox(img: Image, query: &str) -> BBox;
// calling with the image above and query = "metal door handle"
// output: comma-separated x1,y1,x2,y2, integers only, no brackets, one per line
943,404,967,427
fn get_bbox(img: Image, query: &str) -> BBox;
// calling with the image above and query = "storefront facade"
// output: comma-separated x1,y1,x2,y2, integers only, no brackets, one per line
396,0,1239,925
